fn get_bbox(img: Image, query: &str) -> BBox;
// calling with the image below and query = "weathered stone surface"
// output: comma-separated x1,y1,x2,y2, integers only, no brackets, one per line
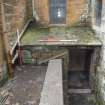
2,0,33,49
67,0,91,26
91,0,105,104
0,1,8,84
21,46,68,64
20,22,101,46
0,65,47,105
39,59,64,105
34,0,91,26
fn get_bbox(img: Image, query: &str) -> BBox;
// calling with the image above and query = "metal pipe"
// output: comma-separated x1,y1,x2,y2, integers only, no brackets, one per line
32,0,39,21
32,0,35,17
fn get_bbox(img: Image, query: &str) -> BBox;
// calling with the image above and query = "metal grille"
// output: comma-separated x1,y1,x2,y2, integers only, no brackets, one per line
0,87,9,105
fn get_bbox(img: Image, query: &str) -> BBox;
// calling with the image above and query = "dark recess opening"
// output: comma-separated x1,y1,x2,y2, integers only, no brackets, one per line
96,0,102,26
49,0,66,24
68,49,93,89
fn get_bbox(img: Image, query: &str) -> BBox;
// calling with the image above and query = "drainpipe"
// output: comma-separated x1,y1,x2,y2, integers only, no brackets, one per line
32,0,39,21
32,0,35,17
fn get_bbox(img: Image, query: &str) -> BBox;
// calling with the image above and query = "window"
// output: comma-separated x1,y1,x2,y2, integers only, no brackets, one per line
96,0,102,26
49,0,66,24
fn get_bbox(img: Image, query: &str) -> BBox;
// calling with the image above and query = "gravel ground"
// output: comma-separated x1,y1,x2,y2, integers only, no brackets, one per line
0,65,97,105
3,65,47,105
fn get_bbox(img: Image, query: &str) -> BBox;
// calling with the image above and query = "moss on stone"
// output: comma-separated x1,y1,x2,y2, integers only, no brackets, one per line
21,21,49,45
20,21,101,46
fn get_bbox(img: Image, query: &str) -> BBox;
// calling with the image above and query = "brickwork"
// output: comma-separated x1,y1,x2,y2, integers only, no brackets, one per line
3,0,33,50
34,0,91,26
67,0,91,26
34,0,49,25
1,0,92,51
0,0,33,84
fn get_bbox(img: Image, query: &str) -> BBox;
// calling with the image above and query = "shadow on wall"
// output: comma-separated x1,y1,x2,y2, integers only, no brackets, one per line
0,62,8,87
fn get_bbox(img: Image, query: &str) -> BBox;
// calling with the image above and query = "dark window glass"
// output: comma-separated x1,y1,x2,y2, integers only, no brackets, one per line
50,0,66,24
96,0,102,26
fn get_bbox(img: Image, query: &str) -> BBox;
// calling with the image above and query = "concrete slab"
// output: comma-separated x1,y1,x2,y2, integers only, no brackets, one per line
20,22,102,46
39,59,64,105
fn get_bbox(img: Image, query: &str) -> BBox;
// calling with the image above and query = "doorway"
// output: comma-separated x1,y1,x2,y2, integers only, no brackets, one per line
49,0,66,24
68,49,93,89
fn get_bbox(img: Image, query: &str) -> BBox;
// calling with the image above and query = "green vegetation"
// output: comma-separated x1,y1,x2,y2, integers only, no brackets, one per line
20,22,101,46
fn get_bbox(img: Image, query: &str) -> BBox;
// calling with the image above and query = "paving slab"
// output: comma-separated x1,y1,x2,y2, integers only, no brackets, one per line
1,65,47,105
39,59,64,105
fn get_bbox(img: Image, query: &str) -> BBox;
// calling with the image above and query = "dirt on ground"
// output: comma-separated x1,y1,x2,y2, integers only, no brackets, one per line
0,65,97,105
1,65,47,105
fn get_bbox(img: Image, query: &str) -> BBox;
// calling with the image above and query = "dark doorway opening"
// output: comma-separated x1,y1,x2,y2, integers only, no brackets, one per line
68,49,93,89
49,0,66,24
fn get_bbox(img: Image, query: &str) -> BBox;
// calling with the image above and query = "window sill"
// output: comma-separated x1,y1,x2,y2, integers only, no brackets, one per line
49,24,67,27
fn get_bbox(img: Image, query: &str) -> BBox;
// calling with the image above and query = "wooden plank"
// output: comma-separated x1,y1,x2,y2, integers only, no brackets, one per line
10,19,32,55
39,59,64,105
38,51,68,64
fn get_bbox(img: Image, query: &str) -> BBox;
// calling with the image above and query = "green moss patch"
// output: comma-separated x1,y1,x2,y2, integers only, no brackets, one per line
20,22,101,46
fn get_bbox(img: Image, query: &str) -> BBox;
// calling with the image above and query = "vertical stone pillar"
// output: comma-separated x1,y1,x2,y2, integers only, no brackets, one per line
91,0,105,104
0,33,4,80
0,1,8,85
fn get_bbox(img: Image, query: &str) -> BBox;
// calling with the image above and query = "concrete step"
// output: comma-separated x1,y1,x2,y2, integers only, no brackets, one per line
68,89,91,94
39,59,64,105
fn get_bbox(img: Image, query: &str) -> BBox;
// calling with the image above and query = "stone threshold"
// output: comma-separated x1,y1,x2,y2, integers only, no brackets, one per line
68,89,91,94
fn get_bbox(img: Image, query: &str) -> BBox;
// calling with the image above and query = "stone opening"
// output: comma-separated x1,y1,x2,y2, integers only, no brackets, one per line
67,47,101,105
68,49,93,90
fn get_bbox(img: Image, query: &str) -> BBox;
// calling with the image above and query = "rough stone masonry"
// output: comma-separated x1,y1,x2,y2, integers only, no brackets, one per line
0,0,105,105
91,0,105,104
0,0,8,85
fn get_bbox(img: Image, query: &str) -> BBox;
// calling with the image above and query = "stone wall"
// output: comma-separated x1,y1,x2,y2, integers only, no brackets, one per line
0,1,8,86
0,0,33,85
1,0,92,50
92,0,105,104
3,0,33,50
34,0,91,26
67,0,91,26
34,0,49,25
19,46,68,64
